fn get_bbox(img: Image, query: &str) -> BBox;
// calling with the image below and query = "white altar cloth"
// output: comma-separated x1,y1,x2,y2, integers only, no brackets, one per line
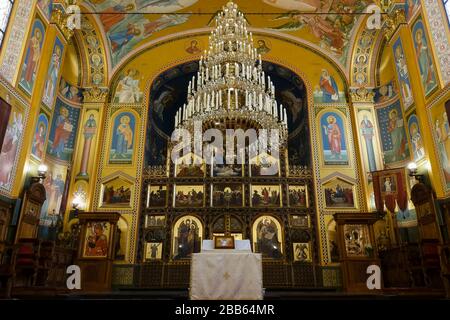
190,252,263,300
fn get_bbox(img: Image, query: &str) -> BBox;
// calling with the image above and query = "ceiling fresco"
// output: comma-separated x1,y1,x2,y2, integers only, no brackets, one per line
81,0,374,70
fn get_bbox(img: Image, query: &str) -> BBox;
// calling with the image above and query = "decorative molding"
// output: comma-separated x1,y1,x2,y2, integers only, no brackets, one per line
83,87,109,103
50,8,74,42
0,0,34,83
423,0,450,85
350,87,375,103
383,9,407,42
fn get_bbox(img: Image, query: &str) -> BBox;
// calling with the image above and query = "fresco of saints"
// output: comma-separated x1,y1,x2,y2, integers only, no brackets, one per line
43,45,62,107
100,2,136,33
360,115,377,172
435,117,450,183
319,69,339,103
410,123,425,161
110,23,142,54
414,27,436,94
0,112,23,187
394,45,413,108
51,107,73,158
114,115,133,158
32,122,46,159
114,69,143,103
186,40,201,54
21,28,43,91
323,115,342,160
387,109,408,162
85,223,109,257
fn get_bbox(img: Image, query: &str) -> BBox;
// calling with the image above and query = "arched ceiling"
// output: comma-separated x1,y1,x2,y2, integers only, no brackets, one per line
78,0,376,82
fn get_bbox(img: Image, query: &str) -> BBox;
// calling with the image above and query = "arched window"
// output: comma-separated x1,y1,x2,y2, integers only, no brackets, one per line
444,0,450,25
0,0,14,48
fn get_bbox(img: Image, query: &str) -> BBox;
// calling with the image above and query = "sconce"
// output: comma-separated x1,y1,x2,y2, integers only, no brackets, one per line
407,162,424,182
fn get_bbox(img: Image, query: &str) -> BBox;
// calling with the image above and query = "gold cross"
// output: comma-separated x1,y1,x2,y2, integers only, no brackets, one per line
223,272,231,280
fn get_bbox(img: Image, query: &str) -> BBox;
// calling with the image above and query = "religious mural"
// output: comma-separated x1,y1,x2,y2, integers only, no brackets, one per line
430,103,450,189
102,177,132,207
374,81,398,104
86,0,194,66
290,215,309,228
110,112,135,164
376,100,411,165
357,109,379,173
407,114,425,162
251,185,281,207
212,183,243,207
288,185,308,208
42,37,64,109
185,39,203,54
37,0,53,21
147,185,168,207
293,242,311,262
0,111,24,189
319,111,348,165
412,16,438,97
323,179,355,209
113,69,144,103
59,78,84,104
18,18,45,95
174,185,204,207
252,215,283,259
38,161,67,239
31,113,49,161
46,98,81,162
267,0,371,65
77,111,98,178
172,215,202,259
405,0,420,21
83,222,110,258
392,38,414,110
145,242,163,260
145,215,166,228
314,69,346,104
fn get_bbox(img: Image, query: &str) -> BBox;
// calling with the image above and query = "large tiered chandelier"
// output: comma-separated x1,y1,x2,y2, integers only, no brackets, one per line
174,1,288,143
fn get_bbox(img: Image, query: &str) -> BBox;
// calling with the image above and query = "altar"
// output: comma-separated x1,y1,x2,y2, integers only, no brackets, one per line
189,240,263,300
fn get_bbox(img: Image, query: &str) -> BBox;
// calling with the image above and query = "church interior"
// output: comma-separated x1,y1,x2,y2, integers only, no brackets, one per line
0,0,449,300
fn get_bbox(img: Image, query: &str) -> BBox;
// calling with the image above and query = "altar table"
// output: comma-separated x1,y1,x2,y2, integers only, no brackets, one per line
190,251,263,300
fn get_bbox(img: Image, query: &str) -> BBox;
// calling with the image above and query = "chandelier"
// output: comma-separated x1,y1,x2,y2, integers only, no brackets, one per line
174,1,288,143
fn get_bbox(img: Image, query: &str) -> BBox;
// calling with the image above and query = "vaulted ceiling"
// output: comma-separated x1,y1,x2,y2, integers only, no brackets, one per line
79,0,375,71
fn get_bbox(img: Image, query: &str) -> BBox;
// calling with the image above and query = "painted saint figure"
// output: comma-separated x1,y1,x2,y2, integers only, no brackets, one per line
43,45,62,107
78,114,97,177
85,223,108,257
21,28,43,91
387,109,407,162
0,112,24,186
114,69,143,103
360,115,377,172
319,69,339,103
32,122,46,160
394,44,413,107
51,107,72,158
257,218,282,259
113,115,133,159
414,27,436,94
410,122,425,161
323,115,342,160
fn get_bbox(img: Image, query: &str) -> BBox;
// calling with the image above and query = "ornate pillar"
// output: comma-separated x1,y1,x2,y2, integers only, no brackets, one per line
383,8,443,195
350,88,383,211
64,87,109,230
